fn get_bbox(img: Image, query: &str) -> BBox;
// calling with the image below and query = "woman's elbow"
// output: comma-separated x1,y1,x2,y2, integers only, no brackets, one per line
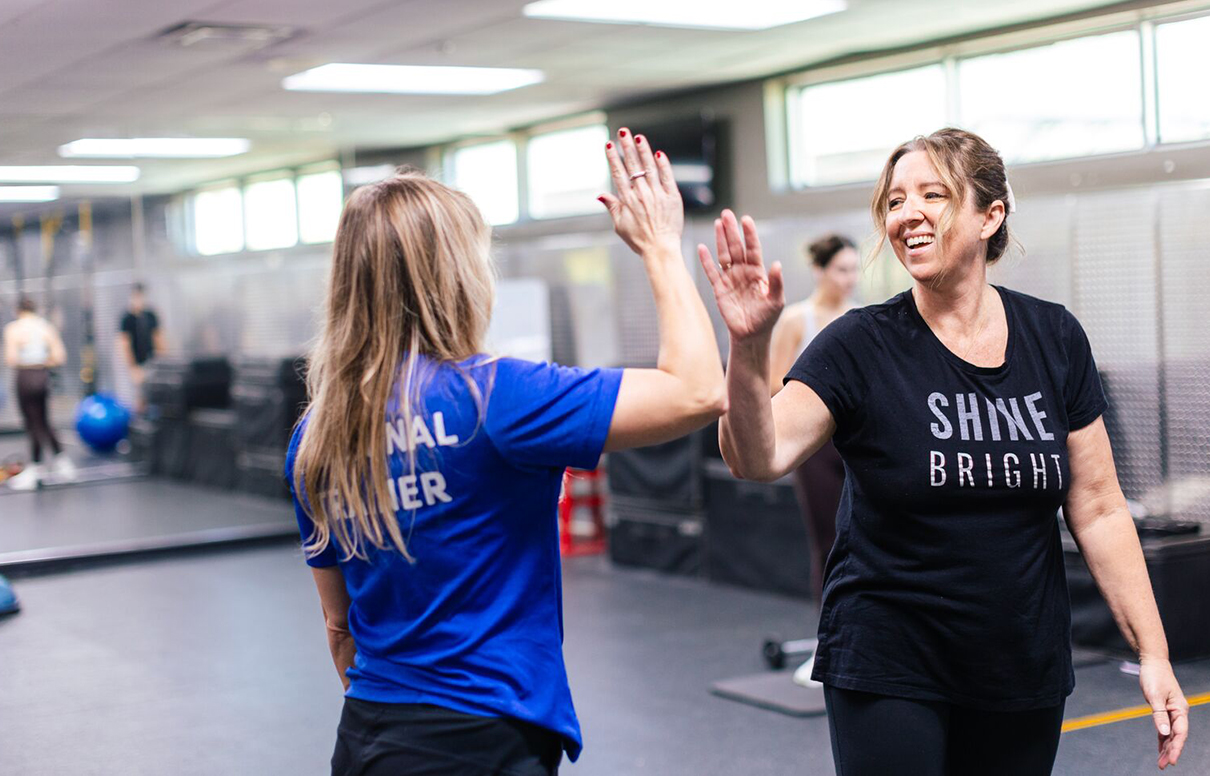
719,445,778,483
702,385,728,419
683,383,727,426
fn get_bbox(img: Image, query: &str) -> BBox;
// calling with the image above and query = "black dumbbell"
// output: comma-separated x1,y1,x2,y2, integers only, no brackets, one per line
762,637,817,670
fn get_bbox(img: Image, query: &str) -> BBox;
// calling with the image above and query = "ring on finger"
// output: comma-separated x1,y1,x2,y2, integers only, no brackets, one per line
629,170,648,180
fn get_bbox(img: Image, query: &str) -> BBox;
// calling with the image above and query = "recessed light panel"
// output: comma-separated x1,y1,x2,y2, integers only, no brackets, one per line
283,64,544,95
522,0,847,30
0,166,140,183
0,186,60,202
59,138,250,158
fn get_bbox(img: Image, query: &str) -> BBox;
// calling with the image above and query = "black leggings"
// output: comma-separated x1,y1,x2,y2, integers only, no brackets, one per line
16,368,61,464
824,685,1065,776
792,438,845,600
331,698,562,776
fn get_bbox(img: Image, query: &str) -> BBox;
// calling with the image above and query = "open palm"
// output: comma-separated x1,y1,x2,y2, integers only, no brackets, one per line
697,210,785,341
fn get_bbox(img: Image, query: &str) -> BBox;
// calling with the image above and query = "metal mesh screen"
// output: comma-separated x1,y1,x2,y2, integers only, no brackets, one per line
1157,183,1210,521
989,193,1075,308
1072,190,1163,499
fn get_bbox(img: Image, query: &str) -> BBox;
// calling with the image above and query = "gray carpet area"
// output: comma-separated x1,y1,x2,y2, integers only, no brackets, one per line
0,546,1206,775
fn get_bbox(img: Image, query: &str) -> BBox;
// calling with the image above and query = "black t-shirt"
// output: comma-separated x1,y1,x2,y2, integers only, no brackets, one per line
120,309,159,365
786,286,1107,711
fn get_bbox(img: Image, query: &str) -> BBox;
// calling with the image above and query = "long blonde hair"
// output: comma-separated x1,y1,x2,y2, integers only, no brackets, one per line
869,128,1013,266
293,170,496,562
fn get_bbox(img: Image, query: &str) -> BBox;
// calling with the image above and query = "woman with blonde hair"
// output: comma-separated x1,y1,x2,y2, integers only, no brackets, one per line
289,127,724,775
700,127,1188,774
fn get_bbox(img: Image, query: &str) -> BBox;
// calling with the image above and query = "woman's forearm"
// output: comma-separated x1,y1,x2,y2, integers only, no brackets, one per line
327,624,357,691
1071,506,1169,660
643,245,725,411
719,335,780,481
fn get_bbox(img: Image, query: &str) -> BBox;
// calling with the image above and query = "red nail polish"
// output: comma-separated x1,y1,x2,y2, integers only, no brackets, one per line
619,129,628,137
655,150,663,158
597,196,607,204
635,135,643,145
606,142,612,149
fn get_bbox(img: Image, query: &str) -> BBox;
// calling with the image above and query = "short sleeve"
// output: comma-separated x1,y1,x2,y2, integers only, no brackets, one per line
484,358,623,470
147,311,159,331
1062,310,1108,431
285,417,339,567
783,310,871,430
119,313,134,336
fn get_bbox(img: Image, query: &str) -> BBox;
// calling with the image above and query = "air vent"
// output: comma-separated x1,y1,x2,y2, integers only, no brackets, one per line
157,21,297,49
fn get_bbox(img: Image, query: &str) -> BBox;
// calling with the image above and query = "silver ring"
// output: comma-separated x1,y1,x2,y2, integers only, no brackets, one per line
629,170,648,180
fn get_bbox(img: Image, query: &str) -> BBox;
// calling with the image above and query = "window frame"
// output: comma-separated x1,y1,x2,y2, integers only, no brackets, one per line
295,162,345,245
186,160,344,257
444,137,522,226
191,180,246,257
776,5,1208,191
525,122,611,221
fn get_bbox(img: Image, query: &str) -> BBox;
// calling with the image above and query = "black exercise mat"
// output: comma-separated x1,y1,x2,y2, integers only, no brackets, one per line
712,649,1113,718
710,669,827,717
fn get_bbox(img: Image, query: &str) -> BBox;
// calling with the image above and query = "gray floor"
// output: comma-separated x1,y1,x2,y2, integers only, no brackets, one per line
1,545,1207,775
0,479,294,558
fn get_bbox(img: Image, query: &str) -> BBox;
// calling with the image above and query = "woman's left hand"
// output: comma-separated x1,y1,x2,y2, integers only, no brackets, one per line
1139,657,1189,769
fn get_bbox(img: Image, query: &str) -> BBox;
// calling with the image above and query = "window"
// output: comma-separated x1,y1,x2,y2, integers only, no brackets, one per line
297,166,344,244
449,140,519,225
193,184,243,255
244,175,299,251
1156,15,1210,144
527,124,610,219
957,31,1144,163
790,65,947,187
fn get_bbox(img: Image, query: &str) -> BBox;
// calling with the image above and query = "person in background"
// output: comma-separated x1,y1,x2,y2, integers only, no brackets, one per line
3,297,74,489
118,282,165,412
767,234,859,688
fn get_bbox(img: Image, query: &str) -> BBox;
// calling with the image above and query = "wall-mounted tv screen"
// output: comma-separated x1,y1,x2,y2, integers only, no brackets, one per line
637,115,724,212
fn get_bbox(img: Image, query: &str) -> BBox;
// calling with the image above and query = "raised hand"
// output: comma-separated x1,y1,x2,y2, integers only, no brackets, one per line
697,209,785,342
1139,658,1189,769
599,127,684,257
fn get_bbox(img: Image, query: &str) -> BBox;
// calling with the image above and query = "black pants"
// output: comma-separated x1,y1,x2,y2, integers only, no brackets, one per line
792,439,844,600
16,368,61,464
331,698,563,776
824,685,1065,776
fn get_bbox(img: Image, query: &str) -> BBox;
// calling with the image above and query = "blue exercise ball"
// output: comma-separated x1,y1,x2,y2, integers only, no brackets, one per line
75,394,131,453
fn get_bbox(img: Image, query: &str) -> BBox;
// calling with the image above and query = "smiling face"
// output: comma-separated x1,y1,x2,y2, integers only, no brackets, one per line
884,150,1002,286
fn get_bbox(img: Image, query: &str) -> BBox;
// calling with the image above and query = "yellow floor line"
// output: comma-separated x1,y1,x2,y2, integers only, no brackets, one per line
1062,691,1210,733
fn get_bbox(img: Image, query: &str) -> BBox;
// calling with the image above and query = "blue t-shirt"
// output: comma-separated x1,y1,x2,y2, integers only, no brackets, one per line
287,356,623,761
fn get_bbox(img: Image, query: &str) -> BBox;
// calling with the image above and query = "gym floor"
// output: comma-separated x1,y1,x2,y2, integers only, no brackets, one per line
2,482,1207,775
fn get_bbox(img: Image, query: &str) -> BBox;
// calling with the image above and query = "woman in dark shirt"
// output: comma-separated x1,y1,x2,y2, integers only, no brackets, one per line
700,128,1189,774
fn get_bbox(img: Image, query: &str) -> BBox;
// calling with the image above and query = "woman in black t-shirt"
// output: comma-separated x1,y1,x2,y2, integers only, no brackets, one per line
696,128,1189,774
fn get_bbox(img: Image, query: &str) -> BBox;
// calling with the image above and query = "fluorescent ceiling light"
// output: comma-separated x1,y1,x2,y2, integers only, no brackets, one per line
59,138,251,158
0,166,140,183
523,0,846,30
282,63,544,95
0,186,60,203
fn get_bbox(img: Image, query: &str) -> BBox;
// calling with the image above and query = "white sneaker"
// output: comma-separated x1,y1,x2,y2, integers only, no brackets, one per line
51,453,77,481
6,464,40,491
792,650,823,689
